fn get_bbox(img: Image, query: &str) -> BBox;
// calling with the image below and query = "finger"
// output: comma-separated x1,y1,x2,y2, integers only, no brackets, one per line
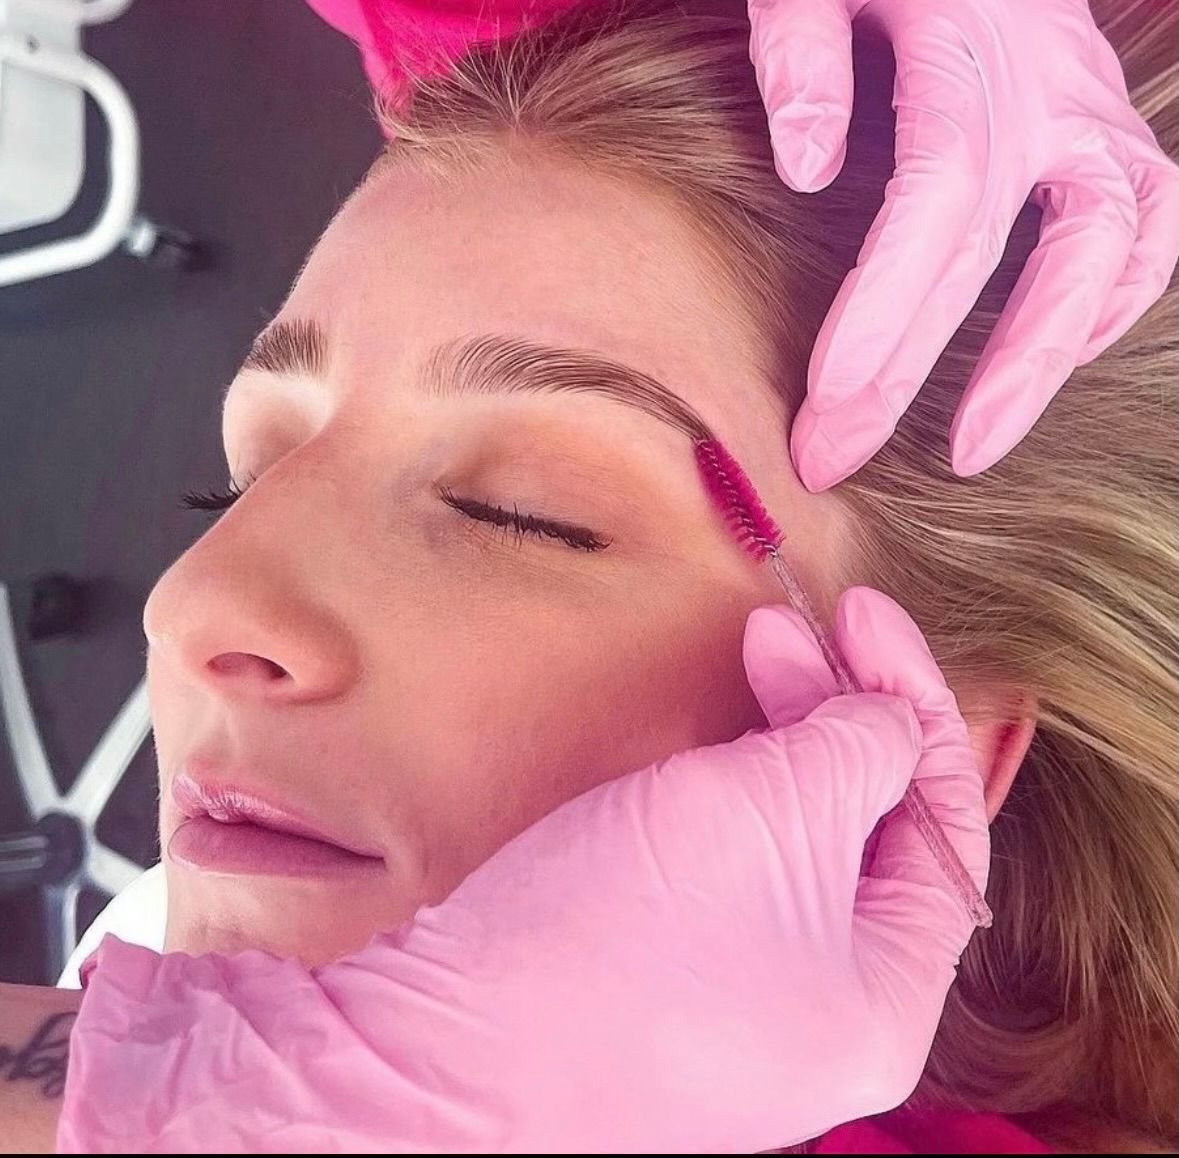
743,604,840,728
793,171,1033,489
744,603,914,918
758,691,922,914
626,686,920,936
748,0,853,193
805,48,994,415
1079,153,1179,362
790,374,900,493
831,588,989,948
790,693,922,837
950,149,1138,477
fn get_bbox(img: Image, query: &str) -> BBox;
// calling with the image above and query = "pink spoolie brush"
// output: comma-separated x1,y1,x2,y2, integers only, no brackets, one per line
695,438,993,930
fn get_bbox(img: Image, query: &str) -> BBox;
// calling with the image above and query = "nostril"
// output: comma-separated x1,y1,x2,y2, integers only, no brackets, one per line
208,653,289,680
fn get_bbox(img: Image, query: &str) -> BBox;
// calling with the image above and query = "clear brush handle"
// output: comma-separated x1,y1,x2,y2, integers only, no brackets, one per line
768,553,993,929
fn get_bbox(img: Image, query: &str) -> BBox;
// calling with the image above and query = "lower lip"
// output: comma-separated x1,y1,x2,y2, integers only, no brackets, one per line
169,816,387,879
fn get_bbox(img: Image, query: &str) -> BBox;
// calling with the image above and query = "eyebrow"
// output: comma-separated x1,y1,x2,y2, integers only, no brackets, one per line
241,319,715,441
242,318,328,379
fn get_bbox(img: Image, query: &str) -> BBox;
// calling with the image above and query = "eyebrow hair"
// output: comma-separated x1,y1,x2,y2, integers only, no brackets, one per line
242,319,715,442
242,318,328,379
429,335,716,440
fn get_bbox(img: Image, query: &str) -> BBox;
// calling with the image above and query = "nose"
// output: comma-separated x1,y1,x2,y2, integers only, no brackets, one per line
142,518,360,705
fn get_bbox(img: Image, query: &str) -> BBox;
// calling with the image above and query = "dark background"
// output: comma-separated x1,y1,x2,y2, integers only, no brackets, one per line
0,0,380,982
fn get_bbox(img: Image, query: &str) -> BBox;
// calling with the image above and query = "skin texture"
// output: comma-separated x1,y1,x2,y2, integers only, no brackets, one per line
142,150,1015,968
0,983,79,1153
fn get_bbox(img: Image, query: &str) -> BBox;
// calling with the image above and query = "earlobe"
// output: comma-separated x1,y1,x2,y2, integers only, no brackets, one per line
968,708,1038,822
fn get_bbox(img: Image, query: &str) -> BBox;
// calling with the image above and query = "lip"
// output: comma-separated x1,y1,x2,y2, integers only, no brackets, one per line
169,769,386,879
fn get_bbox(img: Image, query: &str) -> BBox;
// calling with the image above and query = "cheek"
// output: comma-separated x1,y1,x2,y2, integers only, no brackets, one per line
383,582,763,897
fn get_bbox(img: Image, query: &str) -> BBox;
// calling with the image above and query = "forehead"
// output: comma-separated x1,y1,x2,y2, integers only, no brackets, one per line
281,149,786,449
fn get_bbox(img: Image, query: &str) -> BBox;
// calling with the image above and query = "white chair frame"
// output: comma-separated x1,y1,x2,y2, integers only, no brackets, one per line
0,580,148,975
0,0,141,287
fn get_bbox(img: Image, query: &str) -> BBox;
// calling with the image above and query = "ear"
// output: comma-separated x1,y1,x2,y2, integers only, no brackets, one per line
966,694,1038,822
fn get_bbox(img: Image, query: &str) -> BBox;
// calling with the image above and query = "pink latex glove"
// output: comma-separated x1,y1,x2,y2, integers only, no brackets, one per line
753,0,1179,489
59,588,988,1153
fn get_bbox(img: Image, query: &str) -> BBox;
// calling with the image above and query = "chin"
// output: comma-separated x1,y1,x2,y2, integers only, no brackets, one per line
164,921,355,969
163,866,416,968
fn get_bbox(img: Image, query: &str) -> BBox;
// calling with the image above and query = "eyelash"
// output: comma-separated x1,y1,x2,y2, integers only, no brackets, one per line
179,478,253,512
178,479,611,553
437,486,610,553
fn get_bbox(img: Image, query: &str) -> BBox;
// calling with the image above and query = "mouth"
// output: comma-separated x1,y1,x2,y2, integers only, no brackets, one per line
169,771,387,880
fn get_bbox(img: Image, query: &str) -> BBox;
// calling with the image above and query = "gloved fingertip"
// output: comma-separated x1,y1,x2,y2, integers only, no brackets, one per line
950,435,1011,478
744,605,823,671
789,399,870,492
835,584,897,627
770,116,848,193
835,586,919,654
833,587,954,712
744,605,839,727
951,347,1071,478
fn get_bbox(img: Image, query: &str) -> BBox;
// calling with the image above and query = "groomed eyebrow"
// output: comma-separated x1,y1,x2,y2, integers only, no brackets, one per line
426,334,715,441
242,319,714,442
242,318,327,379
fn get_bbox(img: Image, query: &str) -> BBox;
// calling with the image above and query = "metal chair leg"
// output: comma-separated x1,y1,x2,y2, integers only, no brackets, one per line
0,578,151,980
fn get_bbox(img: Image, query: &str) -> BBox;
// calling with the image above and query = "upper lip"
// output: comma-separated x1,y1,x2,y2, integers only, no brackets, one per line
172,768,384,860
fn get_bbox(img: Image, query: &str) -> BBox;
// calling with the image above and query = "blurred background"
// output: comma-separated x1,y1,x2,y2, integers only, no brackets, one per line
0,0,380,983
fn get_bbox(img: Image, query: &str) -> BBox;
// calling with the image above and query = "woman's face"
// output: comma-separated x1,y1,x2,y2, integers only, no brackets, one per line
143,150,849,965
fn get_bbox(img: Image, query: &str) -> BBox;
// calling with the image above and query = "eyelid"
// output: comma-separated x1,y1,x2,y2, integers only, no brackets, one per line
438,486,611,553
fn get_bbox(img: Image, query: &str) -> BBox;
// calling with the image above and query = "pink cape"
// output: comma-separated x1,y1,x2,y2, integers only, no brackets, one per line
816,1106,1049,1153
303,0,577,93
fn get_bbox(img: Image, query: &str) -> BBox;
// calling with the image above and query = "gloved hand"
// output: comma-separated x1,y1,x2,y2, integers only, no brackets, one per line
59,588,988,1154
749,0,1179,489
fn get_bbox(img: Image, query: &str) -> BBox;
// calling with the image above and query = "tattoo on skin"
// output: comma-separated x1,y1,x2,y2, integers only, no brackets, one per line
0,1013,75,1098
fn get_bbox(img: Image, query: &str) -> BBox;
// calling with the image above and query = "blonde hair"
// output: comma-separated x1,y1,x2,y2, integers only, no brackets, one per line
374,0,1178,1144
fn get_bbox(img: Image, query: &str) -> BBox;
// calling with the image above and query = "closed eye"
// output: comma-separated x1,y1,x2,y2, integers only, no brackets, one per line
179,478,611,553
438,486,611,553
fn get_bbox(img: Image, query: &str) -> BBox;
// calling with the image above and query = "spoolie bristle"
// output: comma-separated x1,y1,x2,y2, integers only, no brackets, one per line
694,439,783,563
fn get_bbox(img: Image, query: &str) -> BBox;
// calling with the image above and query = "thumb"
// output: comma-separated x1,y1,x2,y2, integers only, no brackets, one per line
743,604,841,727
748,0,853,192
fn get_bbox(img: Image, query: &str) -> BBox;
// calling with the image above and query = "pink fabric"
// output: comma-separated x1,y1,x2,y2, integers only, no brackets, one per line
817,1106,1051,1153
304,0,577,94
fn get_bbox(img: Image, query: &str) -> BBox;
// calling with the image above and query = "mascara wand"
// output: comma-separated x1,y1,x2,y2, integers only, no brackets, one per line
695,438,993,930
